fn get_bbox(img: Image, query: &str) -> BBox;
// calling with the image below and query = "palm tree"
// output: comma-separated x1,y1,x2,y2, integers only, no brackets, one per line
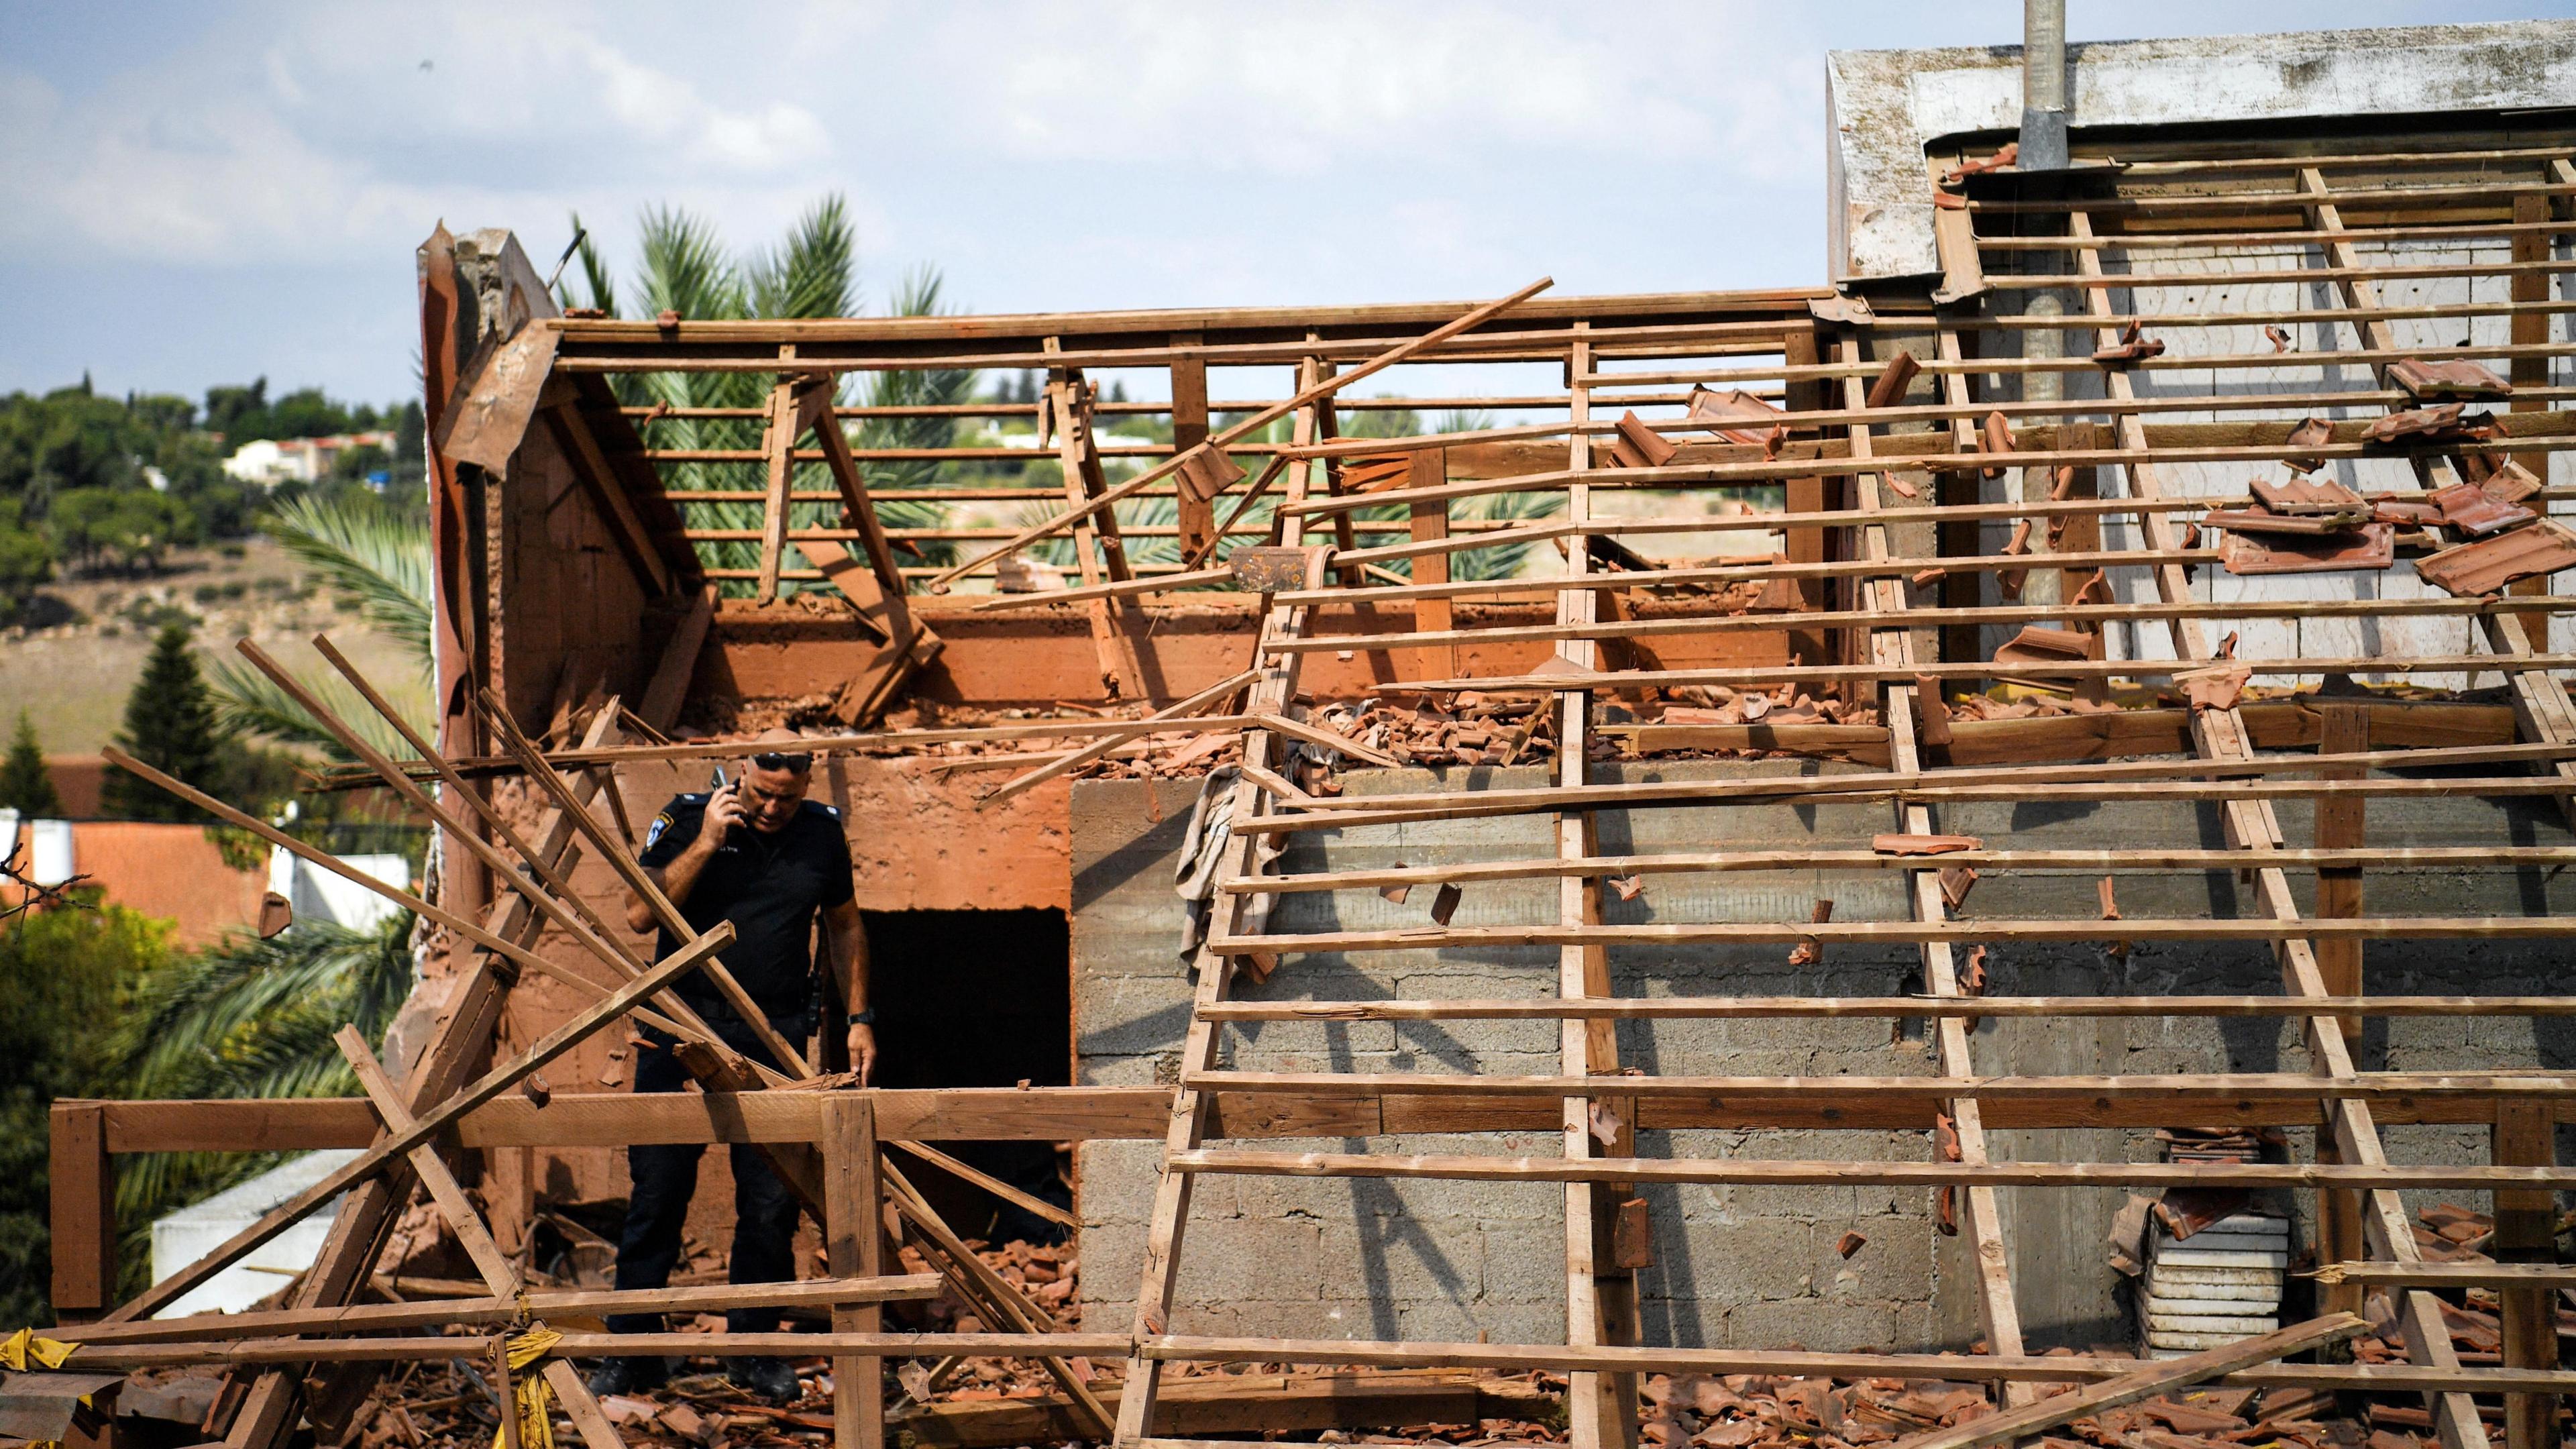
859,268,977,566
560,198,975,589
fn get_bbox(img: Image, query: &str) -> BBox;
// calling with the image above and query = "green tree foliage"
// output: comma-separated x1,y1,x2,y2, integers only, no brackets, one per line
48,486,192,572
0,379,419,623
199,378,384,446
0,386,233,616
0,498,51,625
100,623,229,822
0,712,62,816
0,896,164,1326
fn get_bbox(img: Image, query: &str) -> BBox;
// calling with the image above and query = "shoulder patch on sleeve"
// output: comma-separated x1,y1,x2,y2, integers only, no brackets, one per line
645,812,675,849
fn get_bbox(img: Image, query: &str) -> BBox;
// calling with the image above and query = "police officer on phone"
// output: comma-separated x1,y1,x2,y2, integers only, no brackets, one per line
590,729,877,1403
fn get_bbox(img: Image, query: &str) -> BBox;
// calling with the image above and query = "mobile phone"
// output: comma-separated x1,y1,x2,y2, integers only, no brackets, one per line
708,767,741,851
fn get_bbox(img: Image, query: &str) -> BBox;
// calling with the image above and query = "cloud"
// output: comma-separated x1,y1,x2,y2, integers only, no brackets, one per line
952,1,1817,178
0,5,831,267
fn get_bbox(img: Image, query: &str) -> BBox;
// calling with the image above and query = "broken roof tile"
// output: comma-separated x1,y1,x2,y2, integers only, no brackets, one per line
1941,140,2018,186
2249,476,2366,517
1174,445,1246,504
2428,481,2537,538
2176,663,2252,713
2222,523,2396,575
1994,625,2095,669
1688,387,1788,447
2092,320,2165,367
1864,351,1921,410
2284,416,2336,473
2363,402,2496,444
1230,545,1329,592
1607,411,1680,470
2416,519,2576,597
2463,451,2543,502
2389,357,2512,400
2369,496,2447,527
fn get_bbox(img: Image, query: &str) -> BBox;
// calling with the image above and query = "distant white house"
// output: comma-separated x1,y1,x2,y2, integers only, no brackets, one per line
222,431,395,488
267,845,409,930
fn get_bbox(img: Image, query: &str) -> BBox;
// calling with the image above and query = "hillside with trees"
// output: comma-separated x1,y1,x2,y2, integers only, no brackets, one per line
0,378,423,626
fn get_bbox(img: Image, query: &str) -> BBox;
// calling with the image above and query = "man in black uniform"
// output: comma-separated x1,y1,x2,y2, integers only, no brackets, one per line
590,733,877,1403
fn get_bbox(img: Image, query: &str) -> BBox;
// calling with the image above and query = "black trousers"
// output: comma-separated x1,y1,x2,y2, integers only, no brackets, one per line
606,1008,810,1342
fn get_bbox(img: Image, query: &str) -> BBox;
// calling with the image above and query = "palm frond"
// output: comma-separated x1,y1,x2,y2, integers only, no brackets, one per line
633,207,785,593
205,657,421,760
262,496,433,667
113,911,415,1103
1338,398,1422,439
635,206,745,325
108,908,416,1230
749,195,857,321
1452,490,1568,582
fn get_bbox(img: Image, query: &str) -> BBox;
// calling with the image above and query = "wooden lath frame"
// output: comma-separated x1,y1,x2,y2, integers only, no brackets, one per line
1093,131,2576,1449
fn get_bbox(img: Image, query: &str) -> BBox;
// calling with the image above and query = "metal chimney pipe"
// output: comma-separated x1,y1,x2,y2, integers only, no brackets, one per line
2021,0,2070,171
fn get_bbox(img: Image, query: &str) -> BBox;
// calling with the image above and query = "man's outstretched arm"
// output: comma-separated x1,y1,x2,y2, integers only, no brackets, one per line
825,898,875,1083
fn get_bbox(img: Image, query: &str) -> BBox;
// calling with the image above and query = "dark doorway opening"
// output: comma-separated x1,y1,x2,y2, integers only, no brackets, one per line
857,908,1073,1243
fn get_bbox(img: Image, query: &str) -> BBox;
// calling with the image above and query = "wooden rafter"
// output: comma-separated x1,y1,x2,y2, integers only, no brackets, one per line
2064,205,2491,1449
1834,331,2029,1394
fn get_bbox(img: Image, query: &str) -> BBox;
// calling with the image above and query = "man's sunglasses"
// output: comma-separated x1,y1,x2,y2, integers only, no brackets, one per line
751,751,813,772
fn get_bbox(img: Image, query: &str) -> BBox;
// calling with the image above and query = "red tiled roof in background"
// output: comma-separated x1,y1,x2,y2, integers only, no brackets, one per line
0,821,268,947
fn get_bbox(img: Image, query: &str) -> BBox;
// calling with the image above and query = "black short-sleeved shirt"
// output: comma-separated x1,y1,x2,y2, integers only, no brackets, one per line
639,792,855,1019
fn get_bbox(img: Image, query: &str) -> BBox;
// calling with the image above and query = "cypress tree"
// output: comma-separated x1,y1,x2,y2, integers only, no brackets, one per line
0,712,61,817
101,623,228,822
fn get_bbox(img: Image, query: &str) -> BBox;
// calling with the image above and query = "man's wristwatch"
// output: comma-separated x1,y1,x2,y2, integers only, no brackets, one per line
846,1008,876,1026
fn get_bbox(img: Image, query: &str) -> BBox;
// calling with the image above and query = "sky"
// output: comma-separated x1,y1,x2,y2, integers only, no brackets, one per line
3,0,2571,409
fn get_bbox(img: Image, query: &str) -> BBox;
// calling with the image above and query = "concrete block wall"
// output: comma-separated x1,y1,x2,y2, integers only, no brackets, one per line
1073,761,2576,1352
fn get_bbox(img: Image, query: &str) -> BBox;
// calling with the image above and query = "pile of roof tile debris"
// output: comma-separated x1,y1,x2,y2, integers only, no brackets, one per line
1638,1369,2355,1449
80,1195,2570,1449
89,1236,1585,1449
2206,396,2576,590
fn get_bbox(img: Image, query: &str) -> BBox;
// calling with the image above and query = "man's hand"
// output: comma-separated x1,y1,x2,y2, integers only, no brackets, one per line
847,1022,877,1085
696,783,747,853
